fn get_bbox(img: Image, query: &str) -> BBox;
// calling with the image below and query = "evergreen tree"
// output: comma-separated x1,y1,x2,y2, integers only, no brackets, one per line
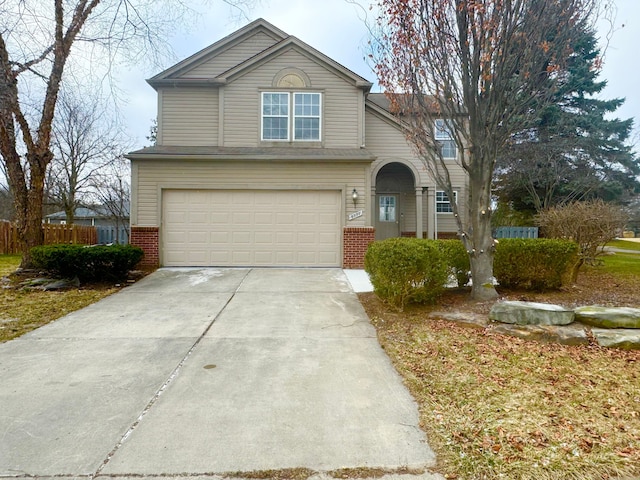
495,28,639,215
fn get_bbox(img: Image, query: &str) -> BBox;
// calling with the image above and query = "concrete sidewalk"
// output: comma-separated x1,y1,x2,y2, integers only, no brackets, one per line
0,268,440,479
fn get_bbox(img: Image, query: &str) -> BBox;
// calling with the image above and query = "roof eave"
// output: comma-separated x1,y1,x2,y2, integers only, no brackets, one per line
147,78,227,90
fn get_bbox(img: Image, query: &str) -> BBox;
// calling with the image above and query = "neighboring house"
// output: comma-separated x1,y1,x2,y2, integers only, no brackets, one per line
45,206,130,244
127,19,467,268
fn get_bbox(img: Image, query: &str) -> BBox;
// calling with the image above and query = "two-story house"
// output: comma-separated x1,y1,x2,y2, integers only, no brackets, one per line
127,18,467,268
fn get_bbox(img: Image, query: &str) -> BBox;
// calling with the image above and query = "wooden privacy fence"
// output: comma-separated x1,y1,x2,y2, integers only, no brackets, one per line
0,221,97,255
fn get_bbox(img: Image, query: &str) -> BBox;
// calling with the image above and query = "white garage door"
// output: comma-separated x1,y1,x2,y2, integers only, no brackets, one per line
162,189,342,267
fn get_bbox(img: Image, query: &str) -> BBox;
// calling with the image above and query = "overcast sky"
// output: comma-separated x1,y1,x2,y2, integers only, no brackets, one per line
117,0,640,150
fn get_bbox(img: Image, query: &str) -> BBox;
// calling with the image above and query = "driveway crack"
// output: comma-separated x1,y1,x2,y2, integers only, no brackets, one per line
91,268,252,478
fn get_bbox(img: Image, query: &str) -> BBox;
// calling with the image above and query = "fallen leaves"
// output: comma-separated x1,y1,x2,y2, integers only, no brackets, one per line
360,266,640,479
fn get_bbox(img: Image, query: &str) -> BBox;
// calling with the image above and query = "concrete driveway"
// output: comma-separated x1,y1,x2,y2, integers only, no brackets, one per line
0,268,440,479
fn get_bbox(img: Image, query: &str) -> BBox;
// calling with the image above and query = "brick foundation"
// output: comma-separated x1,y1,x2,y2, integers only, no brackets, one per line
343,227,375,269
130,226,160,268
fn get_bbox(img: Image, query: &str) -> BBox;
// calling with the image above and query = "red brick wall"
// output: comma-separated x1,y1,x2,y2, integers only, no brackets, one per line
343,227,375,269
130,226,159,268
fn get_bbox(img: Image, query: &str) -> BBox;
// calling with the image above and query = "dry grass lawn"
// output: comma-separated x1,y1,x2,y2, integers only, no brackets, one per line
360,257,640,480
0,255,118,343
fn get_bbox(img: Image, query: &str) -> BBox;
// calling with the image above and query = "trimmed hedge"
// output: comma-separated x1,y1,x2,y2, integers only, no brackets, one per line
30,244,144,282
437,239,470,287
365,238,579,308
364,238,448,310
493,238,578,290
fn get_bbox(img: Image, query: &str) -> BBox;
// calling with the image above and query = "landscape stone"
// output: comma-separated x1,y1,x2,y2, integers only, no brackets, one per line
591,328,640,350
575,306,640,329
42,277,81,291
489,301,575,326
491,323,589,346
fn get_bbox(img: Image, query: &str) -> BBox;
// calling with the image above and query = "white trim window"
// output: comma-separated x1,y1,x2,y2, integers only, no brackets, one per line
262,92,290,140
294,93,321,140
261,92,322,141
434,119,457,158
436,190,458,213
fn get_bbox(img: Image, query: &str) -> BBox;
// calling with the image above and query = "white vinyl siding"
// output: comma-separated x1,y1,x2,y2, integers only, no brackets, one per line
160,88,219,146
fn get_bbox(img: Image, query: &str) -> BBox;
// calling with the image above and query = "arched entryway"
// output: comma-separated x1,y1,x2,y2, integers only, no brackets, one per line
374,163,417,240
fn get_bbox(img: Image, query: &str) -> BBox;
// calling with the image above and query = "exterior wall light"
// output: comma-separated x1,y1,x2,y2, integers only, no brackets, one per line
352,188,359,207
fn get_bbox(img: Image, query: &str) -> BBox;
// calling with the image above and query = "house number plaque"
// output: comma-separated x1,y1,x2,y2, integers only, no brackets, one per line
348,210,364,221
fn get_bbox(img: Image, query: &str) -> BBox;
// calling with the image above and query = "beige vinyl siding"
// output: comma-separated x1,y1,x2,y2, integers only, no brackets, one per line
134,160,368,227
159,88,219,146
366,108,468,235
180,31,280,78
223,48,360,148
365,109,416,160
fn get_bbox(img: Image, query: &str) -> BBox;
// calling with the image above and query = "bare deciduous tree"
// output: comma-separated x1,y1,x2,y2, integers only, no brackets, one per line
536,199,628,281
47,90,130,224
89,157,130,244
0,0,256,267
372,0,599,300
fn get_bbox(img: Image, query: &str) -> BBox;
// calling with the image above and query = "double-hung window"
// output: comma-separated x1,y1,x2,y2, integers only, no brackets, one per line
434,119,457,158
262,93,290,140
261,92,322,141
436,190,458,213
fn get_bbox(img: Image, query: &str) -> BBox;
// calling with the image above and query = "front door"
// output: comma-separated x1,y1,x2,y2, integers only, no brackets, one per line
376,194,400,240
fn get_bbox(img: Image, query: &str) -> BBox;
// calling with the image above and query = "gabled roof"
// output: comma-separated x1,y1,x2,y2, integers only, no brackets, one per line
147,18,373,92
365,93,407,130
148,19,287,86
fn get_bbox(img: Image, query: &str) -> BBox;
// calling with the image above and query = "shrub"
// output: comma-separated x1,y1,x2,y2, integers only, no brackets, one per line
494,238,578,290
30,244,144,282
364,238,448,310
436,239,470,287
536,200,628,280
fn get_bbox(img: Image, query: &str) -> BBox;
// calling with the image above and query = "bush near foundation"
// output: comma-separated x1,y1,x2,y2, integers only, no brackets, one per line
364,238,448,310
493,238,578,290
30,244,144,282
437,239,470,287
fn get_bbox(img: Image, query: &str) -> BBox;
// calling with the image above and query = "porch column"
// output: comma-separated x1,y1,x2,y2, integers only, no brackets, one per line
427,188,436,239
415,187,423,239
370,185,377,229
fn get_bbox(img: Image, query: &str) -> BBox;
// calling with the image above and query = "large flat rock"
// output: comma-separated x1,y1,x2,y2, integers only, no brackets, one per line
491,323,589,346
575,306,640,329
591,328,640,350
489,301,575,326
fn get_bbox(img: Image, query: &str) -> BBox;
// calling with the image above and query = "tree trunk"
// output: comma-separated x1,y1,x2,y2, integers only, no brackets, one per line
17,153,49,268
20,192,45,268
469,242,498,301
467,158,499,301
570,257,584,284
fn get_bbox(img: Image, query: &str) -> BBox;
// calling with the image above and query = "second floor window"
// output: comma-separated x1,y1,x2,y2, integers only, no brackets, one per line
434,119,457,159
262,92,322,141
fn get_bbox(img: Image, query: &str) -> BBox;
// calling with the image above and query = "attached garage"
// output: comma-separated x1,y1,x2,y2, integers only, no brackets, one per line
162,189,342,267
